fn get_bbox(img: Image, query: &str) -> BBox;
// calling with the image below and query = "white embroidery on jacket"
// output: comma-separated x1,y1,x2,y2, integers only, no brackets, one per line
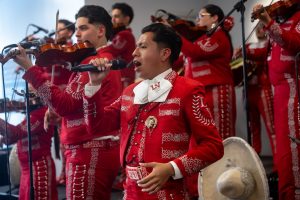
66,73,84,100
162,132,189,143
37,81,52,107
192,95,215,126
179,155,205,175
198,39,219,52
66,118,85,128
162,149,185,159
268,23,283,45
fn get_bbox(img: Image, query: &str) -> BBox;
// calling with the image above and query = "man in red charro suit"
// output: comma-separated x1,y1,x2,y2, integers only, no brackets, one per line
253,2,300,199
0,105,58,200
106,2,136,89
166,5,235,198
233,23,276,166
13,5,122,200
83,23,223,200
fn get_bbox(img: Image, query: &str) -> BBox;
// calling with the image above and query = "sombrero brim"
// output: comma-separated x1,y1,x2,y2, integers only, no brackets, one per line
198,137,269,200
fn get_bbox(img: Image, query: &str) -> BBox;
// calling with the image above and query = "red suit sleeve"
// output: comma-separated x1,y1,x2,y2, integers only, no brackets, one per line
172,85,224,176
265,14,300,54
180,31,229,60
22,52,113,117
0,107,49,144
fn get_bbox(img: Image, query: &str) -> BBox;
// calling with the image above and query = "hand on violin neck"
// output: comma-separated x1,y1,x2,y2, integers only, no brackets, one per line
13,45,33,70
253,4,272,26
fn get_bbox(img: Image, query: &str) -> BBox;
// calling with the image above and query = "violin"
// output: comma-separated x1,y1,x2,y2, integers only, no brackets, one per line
151,11,206,42
151,9,207,42
0,41,97,67
35,41,96,67
0,97,44,113
251,0,299,22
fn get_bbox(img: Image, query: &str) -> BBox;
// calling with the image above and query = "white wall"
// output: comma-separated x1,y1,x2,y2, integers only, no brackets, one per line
85,0,204,39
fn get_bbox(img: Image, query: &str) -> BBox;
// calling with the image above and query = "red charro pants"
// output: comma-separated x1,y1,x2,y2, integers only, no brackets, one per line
19,155,58,200
274,80,300,200
248,84,276,165
64,139,120,200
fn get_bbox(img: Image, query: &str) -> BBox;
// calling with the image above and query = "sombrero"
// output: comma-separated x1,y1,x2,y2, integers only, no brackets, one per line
198,137,269,200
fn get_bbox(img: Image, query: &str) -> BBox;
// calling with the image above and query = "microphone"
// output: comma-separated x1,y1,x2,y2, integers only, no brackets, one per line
71,59,130,72
2,38,46,50
29,24,49,34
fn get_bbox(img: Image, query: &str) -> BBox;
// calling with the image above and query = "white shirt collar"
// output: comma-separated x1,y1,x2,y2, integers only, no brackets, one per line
133,68,173,104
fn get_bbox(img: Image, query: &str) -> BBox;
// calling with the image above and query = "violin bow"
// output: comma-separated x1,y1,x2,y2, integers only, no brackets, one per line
51,10,61,160
245,0,275,43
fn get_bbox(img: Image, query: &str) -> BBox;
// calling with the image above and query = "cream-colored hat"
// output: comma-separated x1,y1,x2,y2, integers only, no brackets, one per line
198,137,269,200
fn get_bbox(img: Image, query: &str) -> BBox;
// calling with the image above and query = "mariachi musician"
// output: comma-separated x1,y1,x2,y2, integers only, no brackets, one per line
106,2,136,89
252,0,300,199
13,5,122,200
0,91,58,200
168,4,236,140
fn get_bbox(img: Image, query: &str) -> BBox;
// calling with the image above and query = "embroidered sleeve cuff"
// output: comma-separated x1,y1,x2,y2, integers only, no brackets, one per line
85,84,101,97
170,161,183,179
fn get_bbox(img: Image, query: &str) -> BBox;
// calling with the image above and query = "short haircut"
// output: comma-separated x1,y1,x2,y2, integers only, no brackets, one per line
58,19,75,35
141,23,182,64
75,5,112,39
112,3,134,24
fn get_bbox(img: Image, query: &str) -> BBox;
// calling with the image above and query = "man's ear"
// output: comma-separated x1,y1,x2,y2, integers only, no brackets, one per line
160,48,171,62
97,24,106,38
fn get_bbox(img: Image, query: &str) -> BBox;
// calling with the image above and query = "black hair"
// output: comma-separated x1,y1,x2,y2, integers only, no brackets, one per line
141,23,182,64
75,5,112,39
203,4,233,56
58,19,75,35
112,3,134,24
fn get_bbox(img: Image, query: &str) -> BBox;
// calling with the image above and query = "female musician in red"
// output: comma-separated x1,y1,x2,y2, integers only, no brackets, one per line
0,106,58,200
174,4,236,140
253,2,300,199
107,2,136,89
13,5,122,200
